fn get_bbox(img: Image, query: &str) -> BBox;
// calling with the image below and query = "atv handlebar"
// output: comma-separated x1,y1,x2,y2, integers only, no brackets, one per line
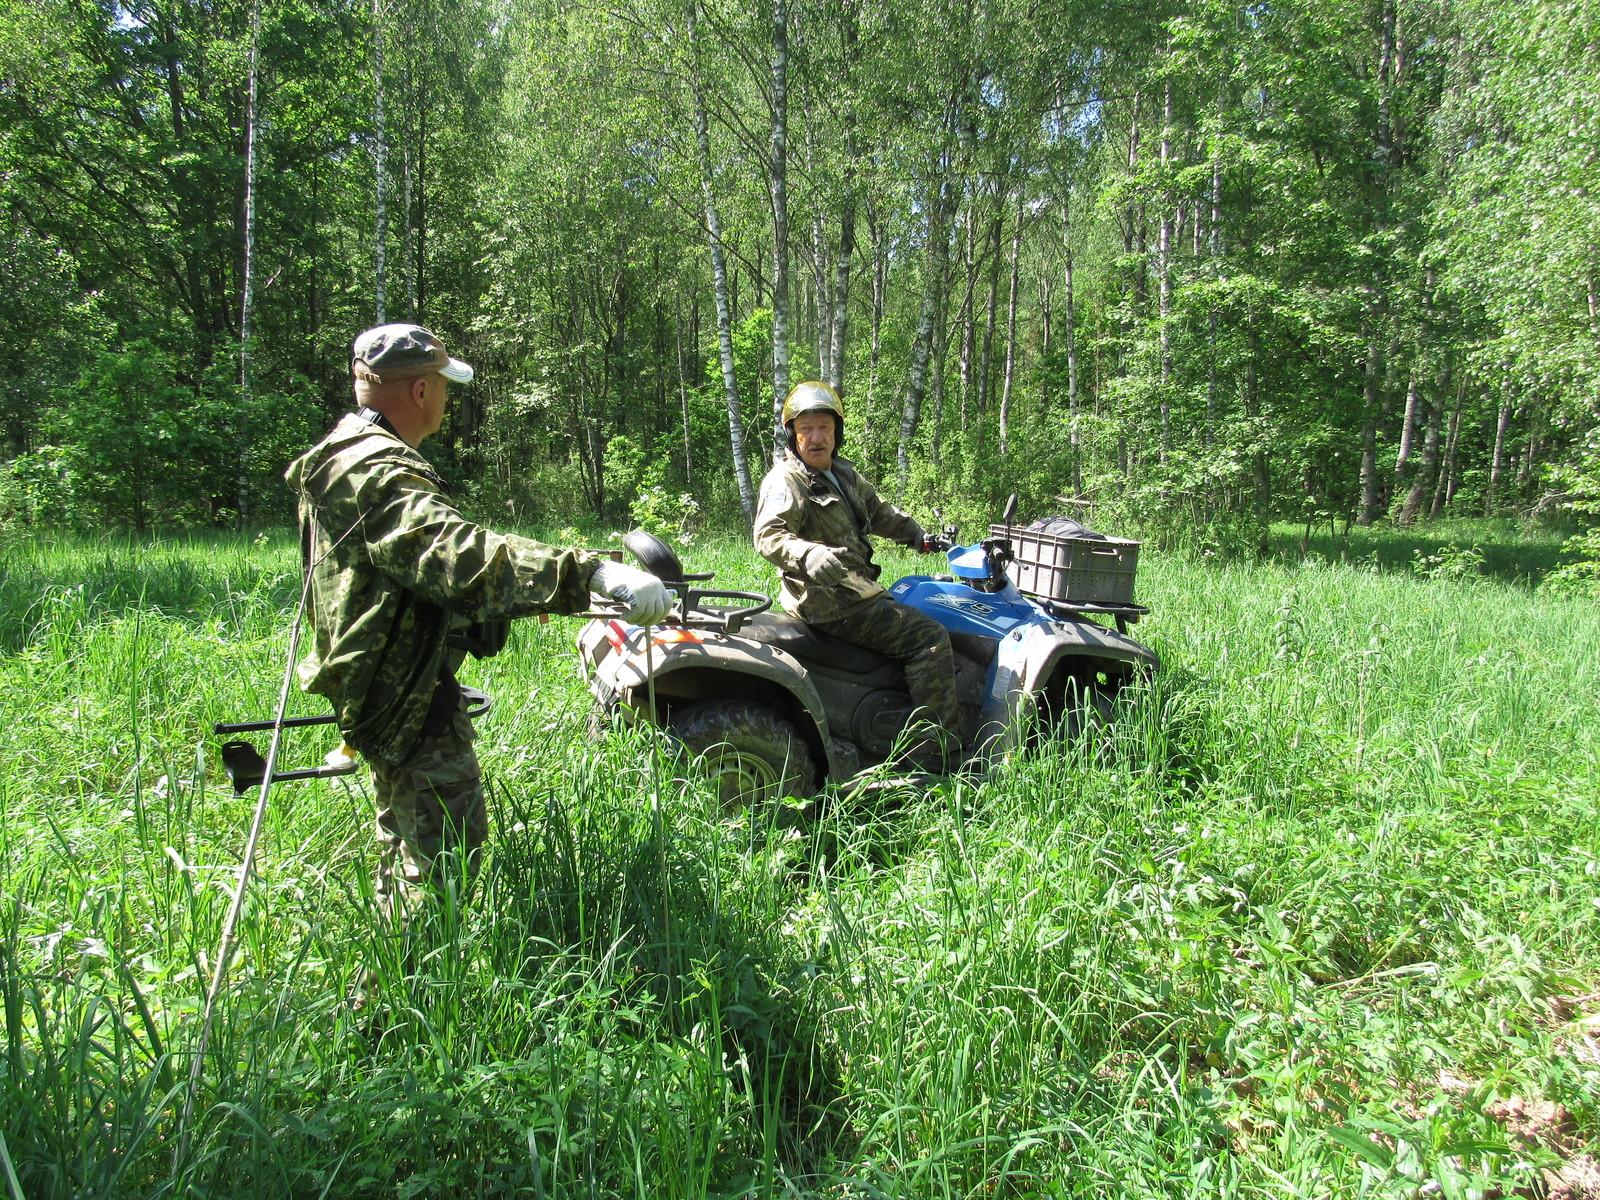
581,587,772,634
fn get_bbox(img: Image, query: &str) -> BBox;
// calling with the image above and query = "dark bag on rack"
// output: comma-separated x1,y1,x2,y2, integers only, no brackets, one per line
1025,516,1107,541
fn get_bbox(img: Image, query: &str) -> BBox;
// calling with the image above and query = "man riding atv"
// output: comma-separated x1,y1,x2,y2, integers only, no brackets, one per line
753,381,957,768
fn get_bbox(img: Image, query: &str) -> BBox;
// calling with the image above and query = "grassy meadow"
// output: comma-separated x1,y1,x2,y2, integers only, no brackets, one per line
0,524,1596,1198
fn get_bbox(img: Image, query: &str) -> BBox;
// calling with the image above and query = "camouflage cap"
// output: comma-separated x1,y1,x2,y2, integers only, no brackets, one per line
352,323,474,384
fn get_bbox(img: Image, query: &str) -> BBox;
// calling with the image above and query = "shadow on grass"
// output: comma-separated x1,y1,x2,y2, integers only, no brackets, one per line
487,782,855,1182
1265,519,1576,587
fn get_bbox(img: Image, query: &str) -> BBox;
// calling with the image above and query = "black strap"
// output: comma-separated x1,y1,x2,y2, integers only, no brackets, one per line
358,405,402,439
423,663,463,738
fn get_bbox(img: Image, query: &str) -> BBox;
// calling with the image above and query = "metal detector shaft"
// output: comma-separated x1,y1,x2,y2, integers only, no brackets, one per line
214,711,338,735
214,687,494,736
216,687,495,794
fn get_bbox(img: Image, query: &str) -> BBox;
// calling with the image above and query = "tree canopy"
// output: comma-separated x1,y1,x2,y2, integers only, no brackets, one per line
1,0,1596,570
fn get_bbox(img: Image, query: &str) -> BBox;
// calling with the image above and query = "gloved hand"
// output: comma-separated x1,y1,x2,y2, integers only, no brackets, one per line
590,560,674,625
802,544,848,587
918,533,952,554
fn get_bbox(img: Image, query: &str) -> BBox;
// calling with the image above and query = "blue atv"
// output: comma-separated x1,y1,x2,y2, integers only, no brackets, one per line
576,501,1158,804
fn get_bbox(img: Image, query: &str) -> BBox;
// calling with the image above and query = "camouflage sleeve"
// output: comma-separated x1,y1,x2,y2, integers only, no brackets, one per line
355,460,601,618
752,470,816,573
856,474,926,548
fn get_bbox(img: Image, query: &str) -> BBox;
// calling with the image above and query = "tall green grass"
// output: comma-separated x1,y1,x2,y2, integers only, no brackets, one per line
0,530,1595,1197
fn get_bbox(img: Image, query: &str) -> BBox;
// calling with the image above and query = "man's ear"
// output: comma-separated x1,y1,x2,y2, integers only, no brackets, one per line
408,375,430,409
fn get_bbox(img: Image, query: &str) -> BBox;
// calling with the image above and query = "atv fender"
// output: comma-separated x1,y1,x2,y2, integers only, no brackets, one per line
592,629,844,779
974,620,1159,755
1018,619,1159,691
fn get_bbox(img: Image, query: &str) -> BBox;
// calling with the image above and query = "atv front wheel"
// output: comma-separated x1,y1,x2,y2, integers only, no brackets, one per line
667,700,818,808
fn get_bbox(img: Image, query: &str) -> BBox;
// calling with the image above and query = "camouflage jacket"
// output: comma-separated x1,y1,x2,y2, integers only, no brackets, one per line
285,412,602,766
753,450,925,622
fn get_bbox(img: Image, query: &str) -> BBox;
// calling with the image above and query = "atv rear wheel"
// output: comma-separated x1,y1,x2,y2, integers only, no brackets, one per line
667,700,818,808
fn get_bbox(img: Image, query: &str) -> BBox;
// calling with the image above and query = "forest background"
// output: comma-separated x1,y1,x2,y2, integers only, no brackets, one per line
1,0,1599,582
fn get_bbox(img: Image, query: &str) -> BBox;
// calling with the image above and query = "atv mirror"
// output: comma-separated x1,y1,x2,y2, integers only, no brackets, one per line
622,529,713,583
1001,494,1018,526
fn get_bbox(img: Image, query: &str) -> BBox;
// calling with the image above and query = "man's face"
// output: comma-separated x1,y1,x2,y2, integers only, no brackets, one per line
792,412,837,470
416,372,449,443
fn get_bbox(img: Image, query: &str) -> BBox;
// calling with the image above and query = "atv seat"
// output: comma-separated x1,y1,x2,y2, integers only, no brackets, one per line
740,612,892,675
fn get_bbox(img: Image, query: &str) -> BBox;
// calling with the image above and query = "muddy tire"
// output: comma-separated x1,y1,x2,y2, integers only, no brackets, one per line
667,700,818,808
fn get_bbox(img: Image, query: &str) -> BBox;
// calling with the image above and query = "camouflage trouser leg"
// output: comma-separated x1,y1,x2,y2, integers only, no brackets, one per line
369,707,485,924
815,595,960,739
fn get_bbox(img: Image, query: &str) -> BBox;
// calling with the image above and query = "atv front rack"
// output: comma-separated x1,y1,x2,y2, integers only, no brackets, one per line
214,687,494,794
1033,596,1149,635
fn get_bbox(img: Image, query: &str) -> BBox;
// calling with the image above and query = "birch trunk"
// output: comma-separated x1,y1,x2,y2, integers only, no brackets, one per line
1063,192,1080,495
1399,382,1442,526
977,205,1004,417
898,191,950,493
1358,0,1399,525
1206,159,1221,449
372,0,387,323
237,0,260,528
415,68,429,319
813,211,830,382
768,0,791,446
829,131,856,396
828,6,859,397
239,2,259,387
1158,79,1173,455
401,130,413,317
1432,382,1464,516
997,193,1022,456
1391,372,1421,502
956,205,977,428
1356,330,1386,524
687,0,753,519
865,199,885,440
675,295,693,484
1486,400,1511,515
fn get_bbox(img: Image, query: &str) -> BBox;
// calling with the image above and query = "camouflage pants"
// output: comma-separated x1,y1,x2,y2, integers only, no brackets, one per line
369,706,485,923
814,594,959,740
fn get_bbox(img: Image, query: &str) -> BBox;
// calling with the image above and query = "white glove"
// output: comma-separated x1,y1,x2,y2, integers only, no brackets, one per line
590,560,674,625
802,544,847,587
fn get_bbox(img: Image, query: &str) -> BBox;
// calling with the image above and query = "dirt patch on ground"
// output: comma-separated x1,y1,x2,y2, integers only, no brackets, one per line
1482,1094,1600,1200
1467,990,1600,1200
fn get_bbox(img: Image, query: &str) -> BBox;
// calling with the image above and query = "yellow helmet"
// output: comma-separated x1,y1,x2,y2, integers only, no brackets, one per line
781,380,844,432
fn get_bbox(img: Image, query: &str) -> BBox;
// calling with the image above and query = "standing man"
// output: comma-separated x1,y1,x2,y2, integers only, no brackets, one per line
286,323,671,921
753,381,960,767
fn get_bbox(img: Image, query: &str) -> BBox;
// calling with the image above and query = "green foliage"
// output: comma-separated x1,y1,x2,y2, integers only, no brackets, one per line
1542,532,1600,598
14,343,323,532
630,485,702,543
1411,540,1487,582
1,531,1598,1195
1540,434,1600,595
0,0,1597,559
45,343,204,531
